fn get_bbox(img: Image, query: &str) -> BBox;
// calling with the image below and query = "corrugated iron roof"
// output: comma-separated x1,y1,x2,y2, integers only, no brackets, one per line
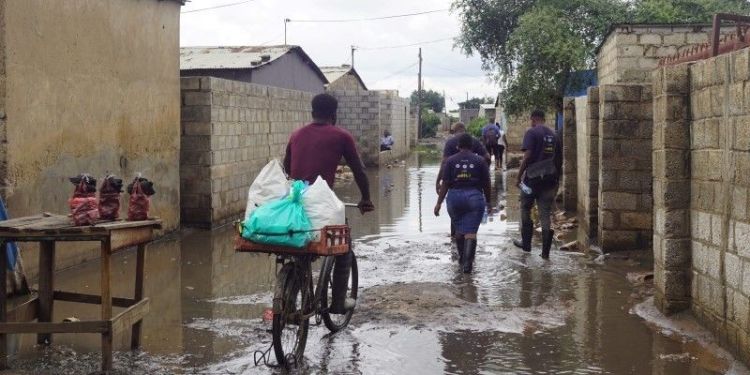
180,45,296,70
319,64,368,90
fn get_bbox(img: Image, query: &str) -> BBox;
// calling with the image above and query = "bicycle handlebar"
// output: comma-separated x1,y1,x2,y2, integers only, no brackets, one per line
344,203,359,208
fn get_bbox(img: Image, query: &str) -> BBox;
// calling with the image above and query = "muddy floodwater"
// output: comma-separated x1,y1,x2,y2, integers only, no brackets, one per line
2,149,747,374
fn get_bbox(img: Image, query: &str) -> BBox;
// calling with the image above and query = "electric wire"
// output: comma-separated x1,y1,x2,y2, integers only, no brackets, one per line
181,0,255,14
287,9,448,23
359,36,456,51
370,62,418,85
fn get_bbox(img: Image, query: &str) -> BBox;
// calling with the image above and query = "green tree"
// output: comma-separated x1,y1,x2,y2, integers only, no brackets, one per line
458,97,492,109
633,0,750,23
410,89,446,113
421,110,442,138
453,0,749,115
467,116,487,138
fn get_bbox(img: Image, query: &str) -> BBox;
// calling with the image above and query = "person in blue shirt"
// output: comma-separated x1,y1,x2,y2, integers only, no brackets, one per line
481,118,505,170
434,133,491,273
380,130,394,151
513,109,562,259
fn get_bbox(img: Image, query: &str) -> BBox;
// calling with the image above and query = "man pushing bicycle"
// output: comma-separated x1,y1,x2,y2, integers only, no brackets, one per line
283,93,374,314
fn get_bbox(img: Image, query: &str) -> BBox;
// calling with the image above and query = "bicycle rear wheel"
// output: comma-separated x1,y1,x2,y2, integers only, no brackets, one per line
272,263,310,367
319,250,358,332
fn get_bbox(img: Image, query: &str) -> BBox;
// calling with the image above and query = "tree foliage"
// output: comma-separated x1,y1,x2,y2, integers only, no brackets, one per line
410,89,445,113
467,116,487,138
420,110,442,138
458,97,493,109
453,0,750,115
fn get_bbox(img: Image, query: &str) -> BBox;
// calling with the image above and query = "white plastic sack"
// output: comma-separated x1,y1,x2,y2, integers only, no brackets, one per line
303,176,345,240
244,159,290,221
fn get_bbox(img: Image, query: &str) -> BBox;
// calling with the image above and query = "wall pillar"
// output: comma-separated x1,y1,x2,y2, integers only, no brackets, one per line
652,64,691,314
597,84,653,251
562,97,577,212
576,87,600,247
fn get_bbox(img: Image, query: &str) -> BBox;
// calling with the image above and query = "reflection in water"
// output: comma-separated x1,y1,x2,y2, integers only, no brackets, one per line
3,149,740,374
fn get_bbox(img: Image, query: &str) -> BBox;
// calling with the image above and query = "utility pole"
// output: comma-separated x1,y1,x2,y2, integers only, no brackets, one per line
417,48,423,139
443,90,448,131
284,18,290,45
350,45,357,67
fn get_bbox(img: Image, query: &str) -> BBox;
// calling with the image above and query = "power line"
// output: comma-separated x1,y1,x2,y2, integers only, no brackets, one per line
371,62,418,85
181,0,255,14
287,8,448,23
359,36,456,51
425,63,485,78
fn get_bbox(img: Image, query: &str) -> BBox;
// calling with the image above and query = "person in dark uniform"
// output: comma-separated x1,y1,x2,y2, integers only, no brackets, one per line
434,133,491,273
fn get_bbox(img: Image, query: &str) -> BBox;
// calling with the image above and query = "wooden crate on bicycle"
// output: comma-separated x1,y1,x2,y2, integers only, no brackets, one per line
235,224,350,256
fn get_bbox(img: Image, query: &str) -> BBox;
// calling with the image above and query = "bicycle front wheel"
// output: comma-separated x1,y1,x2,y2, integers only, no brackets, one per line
272,263,310,367
319,250,358,332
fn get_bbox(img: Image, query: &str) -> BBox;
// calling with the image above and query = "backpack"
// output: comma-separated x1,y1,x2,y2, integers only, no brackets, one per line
525,133,559,189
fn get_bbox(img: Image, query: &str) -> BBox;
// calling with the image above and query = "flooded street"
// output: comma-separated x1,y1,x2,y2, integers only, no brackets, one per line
2,149,746,374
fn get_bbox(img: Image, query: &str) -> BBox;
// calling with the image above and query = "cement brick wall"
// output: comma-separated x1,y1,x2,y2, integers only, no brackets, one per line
686,49,750,364
562,98,577,211
180,77,313,227
597,84,654,251
597,25,729,85
652,64,691,314
576,87,600,245
330,89,414,167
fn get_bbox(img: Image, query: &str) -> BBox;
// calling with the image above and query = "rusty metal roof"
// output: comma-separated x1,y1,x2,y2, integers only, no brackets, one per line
319,64,368,90
180,45,295,70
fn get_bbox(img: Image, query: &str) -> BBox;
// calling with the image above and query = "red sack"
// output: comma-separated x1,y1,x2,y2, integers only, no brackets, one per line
98,176,123,221
69,181,99,226
127,180,150,221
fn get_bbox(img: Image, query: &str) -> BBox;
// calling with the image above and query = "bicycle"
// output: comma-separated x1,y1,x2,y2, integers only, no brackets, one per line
235,204,359,367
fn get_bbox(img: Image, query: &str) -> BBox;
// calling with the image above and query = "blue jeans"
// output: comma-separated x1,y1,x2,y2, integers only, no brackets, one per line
447,188,486,234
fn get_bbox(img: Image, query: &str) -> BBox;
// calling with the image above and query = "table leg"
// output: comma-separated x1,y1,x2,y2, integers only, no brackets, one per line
100,239,113,373
37,241,55,345
0,241,7,369
130,244,145,350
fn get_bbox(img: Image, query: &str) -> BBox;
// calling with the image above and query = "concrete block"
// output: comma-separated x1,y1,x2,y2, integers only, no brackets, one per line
656,208,690,239
601,192,639,210
654,180,690,209
733,186,748,221
661,269,691,300
663,238,691,269
653,149,689,180
687,32,709,44
640,33,662,45
181,77,201,91
620,211,652,230
744,260,750,297
733,116,750,151
738,220,750,259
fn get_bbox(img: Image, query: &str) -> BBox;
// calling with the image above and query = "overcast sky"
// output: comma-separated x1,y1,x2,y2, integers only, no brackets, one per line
180,0,498,110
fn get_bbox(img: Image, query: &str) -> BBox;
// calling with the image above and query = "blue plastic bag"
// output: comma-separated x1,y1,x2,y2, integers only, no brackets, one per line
242,180,313,248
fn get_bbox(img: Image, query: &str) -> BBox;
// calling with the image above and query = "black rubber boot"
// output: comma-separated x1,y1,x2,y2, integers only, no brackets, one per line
541,229,554,259
463,238,477,273
455,234,465,263
329,252,352,314
513,223,533,252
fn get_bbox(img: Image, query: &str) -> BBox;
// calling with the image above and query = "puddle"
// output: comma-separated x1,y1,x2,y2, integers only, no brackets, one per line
1,150,746,374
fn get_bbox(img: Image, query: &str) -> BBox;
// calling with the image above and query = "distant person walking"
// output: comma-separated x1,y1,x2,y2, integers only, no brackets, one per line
513,109,561,259
437,122,490,242
481,118,506,170
435,133,491,273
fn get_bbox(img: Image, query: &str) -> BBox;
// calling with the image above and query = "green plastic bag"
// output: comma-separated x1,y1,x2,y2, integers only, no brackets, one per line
242,180,313,248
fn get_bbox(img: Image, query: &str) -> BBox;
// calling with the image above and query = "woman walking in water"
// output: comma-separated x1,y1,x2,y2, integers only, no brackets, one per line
434,133,491,273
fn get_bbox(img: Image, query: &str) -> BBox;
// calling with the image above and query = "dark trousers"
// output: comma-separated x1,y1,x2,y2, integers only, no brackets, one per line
520,185,556,233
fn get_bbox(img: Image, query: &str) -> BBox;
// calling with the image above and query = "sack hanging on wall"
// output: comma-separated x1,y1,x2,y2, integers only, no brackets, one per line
127,176,155,221
69,174,100,226
98,175,123,221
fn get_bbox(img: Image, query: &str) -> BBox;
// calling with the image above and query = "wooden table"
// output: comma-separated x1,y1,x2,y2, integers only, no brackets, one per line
0,214,161,373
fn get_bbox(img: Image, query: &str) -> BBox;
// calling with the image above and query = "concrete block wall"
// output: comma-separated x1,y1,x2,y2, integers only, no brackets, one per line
686,48,750,364
652,64,691,314
561,98,577,211
576,87,600,246
597,24,730,85
377,90,412,163
597,84,654,251
180,76,313,227
330,89,415,167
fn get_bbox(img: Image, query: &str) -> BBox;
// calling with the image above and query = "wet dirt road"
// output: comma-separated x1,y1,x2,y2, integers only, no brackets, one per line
3,150,747,374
